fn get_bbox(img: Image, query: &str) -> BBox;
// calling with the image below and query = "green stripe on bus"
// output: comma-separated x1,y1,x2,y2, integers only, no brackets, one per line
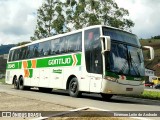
29,69,33,78
76,54,81,65
6,53,82,69
7,62,19,69
37,55,73,68
105,71,119,79
19,62,22,69
28,60,32,68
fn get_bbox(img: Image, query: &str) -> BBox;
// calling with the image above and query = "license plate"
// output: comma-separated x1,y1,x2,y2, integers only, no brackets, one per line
126,88,133,91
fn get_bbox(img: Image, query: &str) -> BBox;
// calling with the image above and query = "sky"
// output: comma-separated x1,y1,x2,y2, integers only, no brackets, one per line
115,0,160,39
0,0,160,45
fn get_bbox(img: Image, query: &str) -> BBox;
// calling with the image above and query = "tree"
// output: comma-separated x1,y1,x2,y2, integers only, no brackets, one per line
65,0,134,31
152,35,160,39
17,41,31,46
31,0,65,41
31,0,134,40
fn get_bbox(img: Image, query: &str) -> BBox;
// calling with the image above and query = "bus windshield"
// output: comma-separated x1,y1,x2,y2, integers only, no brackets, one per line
103,27,141,47
103,27,145,76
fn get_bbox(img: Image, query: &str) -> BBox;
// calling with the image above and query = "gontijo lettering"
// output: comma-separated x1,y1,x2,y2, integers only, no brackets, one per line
48,58,71,66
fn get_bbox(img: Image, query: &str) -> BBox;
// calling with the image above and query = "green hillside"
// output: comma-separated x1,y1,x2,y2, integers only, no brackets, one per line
140,39,160,76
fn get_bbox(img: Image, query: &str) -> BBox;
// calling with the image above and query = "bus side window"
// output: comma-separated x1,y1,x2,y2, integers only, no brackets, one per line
19,48,23,60
8,50,13,61
51,39,56,55
67,32,82,53
12,49,19,61
55,44,60,54
84,28,101,74
28,45,34,58
44,41,51,56
25,46,30,59
59,37,68,54
21,47,28,59
38,41,51,57
78,33,82,51
33,43,39,57
75,32,82,51
52,38,60,54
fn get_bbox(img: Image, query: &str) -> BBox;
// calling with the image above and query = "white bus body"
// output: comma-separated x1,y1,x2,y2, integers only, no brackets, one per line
5,25,154,100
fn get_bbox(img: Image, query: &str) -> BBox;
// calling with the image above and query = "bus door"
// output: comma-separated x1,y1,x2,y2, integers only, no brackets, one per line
85,28,103,92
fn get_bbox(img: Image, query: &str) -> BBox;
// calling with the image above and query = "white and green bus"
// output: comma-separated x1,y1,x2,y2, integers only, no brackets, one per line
5,25,154,100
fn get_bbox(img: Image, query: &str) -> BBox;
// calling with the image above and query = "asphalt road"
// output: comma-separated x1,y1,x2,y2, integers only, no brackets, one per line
0,84,160,119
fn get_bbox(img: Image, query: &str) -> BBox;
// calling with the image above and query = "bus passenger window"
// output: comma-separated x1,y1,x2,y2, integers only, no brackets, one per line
51,38,60,55
67,32,82,53
59,37,68,54
8,50,13,61
38,41,51,57
33,44,39,57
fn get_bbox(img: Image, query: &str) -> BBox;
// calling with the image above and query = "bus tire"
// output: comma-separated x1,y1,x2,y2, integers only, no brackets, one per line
101,93,113,101
19,76,25,90
19,76,30,90
13,77,19,89
68,77,81,97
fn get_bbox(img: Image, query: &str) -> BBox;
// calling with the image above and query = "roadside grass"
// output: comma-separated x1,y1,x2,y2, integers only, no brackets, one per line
122,90,160,100
140,90,160,100
0,78,5,84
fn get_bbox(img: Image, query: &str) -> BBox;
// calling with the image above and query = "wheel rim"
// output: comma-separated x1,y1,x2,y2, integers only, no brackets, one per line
70,81,77,93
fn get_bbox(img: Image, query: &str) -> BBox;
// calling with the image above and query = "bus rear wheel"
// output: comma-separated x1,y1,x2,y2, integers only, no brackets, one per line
19,76,30,90
13,77,19,89
101,93,113,101
68,77,81,97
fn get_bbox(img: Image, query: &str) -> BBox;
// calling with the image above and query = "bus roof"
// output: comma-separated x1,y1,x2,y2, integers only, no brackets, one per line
10,25,134,51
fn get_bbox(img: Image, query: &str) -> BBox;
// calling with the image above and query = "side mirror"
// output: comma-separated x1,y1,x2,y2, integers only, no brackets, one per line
100,36,111,54
142,46,154,61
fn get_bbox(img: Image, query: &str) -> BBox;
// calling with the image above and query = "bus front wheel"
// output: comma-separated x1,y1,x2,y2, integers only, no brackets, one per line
68,77,81,97
101,93,113,101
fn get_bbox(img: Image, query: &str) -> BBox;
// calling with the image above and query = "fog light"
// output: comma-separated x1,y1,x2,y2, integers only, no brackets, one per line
107,90,113,93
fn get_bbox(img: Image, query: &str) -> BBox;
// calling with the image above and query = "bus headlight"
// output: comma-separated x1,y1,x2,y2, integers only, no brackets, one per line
105,76,117,82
